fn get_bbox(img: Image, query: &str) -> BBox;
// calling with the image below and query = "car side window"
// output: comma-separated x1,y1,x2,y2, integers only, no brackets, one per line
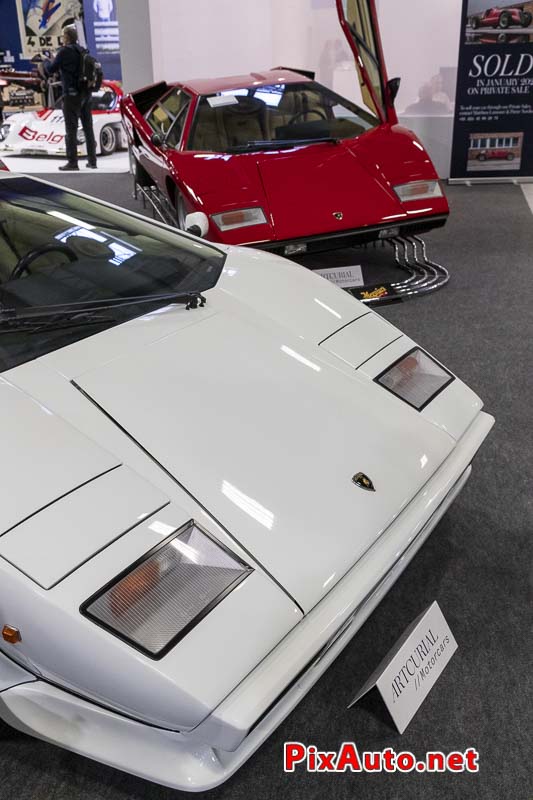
160,89,188,118
165,100,191,148
146,103,174,137
90,88,116,112
146,89,191,146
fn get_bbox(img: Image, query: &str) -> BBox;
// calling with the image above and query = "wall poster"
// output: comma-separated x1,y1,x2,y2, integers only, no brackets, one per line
82,0,121,81
15,0,85,59
450,0,533,179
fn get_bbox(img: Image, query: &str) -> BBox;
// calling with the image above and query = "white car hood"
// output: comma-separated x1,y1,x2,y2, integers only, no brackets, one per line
0,246,483,730
0,378,119,535
75,300,455,612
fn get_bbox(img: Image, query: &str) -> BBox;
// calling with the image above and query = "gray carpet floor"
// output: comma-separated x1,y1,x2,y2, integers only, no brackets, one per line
1,174,531,800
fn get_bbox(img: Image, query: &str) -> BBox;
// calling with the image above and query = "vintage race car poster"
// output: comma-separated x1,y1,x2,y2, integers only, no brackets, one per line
16,0,85,58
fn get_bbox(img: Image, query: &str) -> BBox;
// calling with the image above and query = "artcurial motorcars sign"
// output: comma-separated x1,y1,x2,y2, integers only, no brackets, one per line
451,0,533,179
349,602,458,733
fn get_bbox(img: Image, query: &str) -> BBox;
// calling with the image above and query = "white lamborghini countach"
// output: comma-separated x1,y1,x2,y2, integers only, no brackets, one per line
0,174,493,791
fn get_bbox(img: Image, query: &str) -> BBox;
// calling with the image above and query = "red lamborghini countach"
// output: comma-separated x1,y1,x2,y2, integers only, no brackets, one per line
121,0,449,255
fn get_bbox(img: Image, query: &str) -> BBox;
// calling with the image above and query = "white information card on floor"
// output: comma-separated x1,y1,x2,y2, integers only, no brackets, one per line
314,264,364,289
349,602,458,733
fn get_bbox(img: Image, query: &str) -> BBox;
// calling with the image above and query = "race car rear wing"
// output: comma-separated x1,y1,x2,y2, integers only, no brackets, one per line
0,70,42,90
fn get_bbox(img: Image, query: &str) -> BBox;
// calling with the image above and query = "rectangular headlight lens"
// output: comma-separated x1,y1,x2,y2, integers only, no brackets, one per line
212,207,267,231
375,348,453,410
83,521,251,658
394,180,443,202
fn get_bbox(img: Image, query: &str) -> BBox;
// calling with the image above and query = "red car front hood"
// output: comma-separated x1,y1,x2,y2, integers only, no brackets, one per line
255,135,404,241
173,125,447,243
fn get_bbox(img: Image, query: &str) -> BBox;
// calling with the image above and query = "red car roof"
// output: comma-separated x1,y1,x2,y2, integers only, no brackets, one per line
181,69,311,96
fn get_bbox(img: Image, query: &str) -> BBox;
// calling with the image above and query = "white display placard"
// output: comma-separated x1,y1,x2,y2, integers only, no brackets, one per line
315,265,364,289
207,95,239,108
348,602,457,733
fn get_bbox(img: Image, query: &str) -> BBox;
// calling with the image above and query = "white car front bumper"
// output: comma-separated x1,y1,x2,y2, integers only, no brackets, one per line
0,411,494,792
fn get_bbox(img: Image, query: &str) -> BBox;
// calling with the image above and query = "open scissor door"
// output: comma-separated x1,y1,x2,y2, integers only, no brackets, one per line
336,0,398,124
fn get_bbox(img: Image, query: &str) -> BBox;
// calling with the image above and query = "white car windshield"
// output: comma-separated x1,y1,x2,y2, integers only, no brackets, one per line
187,81,378,153
0,177,225,371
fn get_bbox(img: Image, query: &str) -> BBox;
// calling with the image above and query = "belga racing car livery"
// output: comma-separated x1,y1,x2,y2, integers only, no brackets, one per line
0,80,126,157
0,174,493,791
121,0,449,255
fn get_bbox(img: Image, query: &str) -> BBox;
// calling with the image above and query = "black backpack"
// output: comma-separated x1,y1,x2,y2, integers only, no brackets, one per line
78,48,103,92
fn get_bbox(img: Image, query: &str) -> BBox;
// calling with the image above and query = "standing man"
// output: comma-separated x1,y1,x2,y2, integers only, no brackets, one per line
44,25,97,171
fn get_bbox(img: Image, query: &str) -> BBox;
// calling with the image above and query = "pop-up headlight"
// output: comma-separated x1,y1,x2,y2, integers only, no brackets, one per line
394,180,443,203
211,207,267,231
83,521,251,658
375,348,454,410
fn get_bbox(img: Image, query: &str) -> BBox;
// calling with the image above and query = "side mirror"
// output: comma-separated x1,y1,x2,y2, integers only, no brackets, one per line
185,212,209,238
387,77,401,105
151,132,164,148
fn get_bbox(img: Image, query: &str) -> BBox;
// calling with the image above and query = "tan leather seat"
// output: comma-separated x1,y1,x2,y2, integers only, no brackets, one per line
221,97,267,147
270,88,329,140
189,102,229,151
302,89,327,121
269,90,302,137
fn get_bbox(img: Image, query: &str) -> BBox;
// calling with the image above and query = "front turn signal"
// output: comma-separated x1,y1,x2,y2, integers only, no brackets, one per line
2,625,21,644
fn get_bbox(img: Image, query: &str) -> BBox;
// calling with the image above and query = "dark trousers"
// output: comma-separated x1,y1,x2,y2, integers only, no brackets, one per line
63,92,97,165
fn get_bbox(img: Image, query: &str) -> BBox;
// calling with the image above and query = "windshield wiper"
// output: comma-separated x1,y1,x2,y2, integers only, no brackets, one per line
0,290,207,325
226,137,339,153
0,311,115,335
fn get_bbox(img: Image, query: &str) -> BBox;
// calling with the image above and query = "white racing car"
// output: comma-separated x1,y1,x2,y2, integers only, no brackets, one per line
0,80,126,157
0,174,493,791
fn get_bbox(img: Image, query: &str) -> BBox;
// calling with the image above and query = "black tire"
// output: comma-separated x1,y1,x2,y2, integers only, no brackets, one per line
478,153,487,161
521,11,532,26
506,153,514,161
471,16,480,28
100,124,117,155
499,12,511,28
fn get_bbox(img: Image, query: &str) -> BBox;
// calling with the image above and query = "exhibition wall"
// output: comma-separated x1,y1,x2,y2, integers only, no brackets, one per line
147,0,273,85
378,0,462,114
114,0,464,175
116,0,154,91
379,0,462,177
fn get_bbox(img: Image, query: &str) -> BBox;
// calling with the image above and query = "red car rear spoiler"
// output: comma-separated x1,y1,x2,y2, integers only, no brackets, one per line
270,67,315,80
